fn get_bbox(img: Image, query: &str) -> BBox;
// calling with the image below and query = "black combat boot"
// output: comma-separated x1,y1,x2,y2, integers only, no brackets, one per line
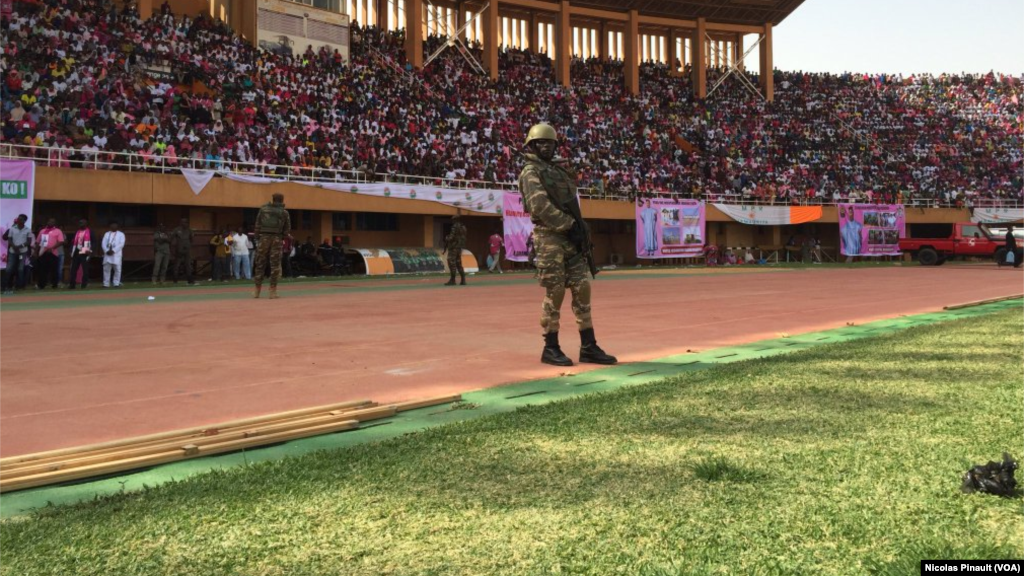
444,272,456,286
579,328,617,364
459,272,467,285
541,332,573,366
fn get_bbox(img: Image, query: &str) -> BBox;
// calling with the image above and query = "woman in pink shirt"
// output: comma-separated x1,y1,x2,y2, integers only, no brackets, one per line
35,219,65,289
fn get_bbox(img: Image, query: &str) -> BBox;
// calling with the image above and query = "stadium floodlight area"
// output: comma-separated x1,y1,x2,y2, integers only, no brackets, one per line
423,1,489,76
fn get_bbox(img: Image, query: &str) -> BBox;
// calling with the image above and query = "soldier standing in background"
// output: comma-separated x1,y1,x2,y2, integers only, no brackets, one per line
170,218,195,285
152,223,171,284
253,193,291,299
518,123,616,366
443,214,467,286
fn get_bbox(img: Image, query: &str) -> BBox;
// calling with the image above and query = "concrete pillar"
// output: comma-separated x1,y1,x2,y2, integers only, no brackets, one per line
377,0,388,29
139,0,153,19
530,13,539,53
405,0,424,67
483,0,499,80
691,18,706,98
422,215,435,247
624,10,638,95
313,212,333,245
759,22,773,101
555,1,571,87
734,34,744,71
668,29,682,75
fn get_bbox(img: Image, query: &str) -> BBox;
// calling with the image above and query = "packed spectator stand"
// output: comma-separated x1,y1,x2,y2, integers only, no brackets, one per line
2,0,1022,208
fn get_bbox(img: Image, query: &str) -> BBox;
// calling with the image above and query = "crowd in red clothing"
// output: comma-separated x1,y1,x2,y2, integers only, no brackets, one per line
2,0,1021,206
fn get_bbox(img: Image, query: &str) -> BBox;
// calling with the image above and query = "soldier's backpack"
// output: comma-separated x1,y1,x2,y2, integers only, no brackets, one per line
258,204,286,235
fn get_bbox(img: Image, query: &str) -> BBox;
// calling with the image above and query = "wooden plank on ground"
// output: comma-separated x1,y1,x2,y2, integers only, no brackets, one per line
0,413,360,480
394,394,462,412
0,420,359,493
0,399,374,468
943,293,1023,310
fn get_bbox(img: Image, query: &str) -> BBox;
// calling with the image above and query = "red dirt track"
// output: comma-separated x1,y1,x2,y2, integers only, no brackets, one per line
1,266,1020,457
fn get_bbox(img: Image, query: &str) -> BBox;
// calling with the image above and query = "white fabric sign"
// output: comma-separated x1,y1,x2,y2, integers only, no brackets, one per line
181,169,216,195
181,170,504,214
971,207,1024,224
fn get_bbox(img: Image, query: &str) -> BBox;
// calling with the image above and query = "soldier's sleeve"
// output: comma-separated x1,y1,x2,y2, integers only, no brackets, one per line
518,167,574,232
254,207,264,235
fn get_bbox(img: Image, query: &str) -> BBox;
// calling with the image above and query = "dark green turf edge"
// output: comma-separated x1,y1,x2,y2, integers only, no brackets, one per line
1,297,1018,518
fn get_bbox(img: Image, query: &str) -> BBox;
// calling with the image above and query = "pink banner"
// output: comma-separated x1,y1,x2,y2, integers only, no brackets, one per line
636,198,705,259
838,203,906,257
1,159,36,270
502,192,534,263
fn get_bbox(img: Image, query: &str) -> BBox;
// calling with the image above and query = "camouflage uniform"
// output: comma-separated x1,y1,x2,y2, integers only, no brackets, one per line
253,200,291,296
518,153,592,334
170,225,194,284
444,219,467,284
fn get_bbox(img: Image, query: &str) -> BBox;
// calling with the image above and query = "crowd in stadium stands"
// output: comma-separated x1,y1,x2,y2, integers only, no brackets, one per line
2,0,1022,207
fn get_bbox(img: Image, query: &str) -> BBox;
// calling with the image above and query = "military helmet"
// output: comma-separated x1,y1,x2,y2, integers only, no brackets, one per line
524,123,558,147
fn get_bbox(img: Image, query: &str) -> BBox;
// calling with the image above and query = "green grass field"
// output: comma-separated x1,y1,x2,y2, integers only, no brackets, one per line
1,309,1021,576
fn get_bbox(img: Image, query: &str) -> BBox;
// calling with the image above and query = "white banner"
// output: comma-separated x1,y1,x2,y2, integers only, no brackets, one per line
181,170,504,214
296,181,503,215
181,169,216,195
713,203,823,226
224,173,287,185
971,207,1024,224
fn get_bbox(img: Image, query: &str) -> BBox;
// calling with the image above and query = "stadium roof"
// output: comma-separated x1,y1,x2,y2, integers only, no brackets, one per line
571,0,805,26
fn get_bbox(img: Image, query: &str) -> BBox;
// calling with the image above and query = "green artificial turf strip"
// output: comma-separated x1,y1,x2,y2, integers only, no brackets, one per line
2,309,1021,576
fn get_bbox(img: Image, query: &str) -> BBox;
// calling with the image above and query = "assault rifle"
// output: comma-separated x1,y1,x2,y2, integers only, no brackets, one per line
560,196,600,279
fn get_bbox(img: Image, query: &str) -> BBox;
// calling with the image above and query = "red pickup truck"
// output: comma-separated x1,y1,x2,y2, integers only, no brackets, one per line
899,222,1014,265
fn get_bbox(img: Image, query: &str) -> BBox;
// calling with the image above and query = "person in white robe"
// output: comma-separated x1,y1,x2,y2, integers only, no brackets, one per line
101,222,126,287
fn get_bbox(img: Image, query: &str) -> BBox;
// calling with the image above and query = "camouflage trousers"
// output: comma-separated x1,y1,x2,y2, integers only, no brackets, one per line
253,234,283,287
533,231,593,334
447,248,465,275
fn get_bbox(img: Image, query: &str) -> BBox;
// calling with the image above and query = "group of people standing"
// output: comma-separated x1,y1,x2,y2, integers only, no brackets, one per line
0,215,273,293
2,216,131,293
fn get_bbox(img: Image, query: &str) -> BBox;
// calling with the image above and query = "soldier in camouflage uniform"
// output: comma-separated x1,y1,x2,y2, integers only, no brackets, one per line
252,193,291,299
518,123,617,366
443,214,468,285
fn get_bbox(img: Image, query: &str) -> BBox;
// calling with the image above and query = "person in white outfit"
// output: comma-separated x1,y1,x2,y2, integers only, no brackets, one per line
229,227,252,280
101,222,126,287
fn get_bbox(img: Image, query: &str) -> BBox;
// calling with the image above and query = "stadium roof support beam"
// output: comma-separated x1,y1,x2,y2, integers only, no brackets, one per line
500,0,556,11
624,10,639,95
569,6,626,21
405,0,425,67
556,1,572,87
691,17,706,98
759,22,773,101
483,0,500,79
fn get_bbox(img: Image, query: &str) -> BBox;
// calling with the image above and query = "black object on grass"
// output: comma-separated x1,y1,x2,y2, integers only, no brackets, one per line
961,453,1018,496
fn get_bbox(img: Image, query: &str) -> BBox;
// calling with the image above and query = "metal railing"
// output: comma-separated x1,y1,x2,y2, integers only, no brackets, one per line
2,144,1021,209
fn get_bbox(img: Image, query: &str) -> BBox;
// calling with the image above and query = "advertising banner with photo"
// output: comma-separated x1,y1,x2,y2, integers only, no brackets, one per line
838,203,906,257
713,204,823,226
0,159,36,270
502,192,534,262
636,199,705,259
